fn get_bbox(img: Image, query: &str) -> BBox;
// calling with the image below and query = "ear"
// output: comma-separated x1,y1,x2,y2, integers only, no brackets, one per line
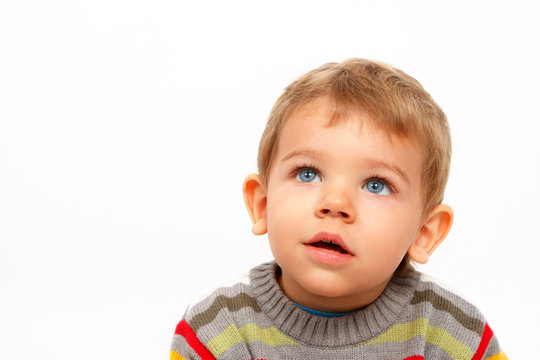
242,174,268,235
408,204,454,264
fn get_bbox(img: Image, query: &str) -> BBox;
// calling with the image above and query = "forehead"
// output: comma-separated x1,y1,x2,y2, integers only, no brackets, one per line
279,97,421,152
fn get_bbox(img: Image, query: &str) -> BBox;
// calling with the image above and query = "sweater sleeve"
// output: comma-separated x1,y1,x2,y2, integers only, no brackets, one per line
472,322,508,360
170,320,216,360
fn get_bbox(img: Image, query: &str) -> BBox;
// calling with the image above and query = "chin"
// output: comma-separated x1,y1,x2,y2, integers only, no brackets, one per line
301,274,352,298
310,286,348,298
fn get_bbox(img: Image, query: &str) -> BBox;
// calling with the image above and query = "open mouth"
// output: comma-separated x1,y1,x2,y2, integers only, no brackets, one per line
305,232,353,264
309,241,349,254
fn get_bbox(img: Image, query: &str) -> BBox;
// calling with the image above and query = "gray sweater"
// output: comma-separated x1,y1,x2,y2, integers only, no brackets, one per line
170,262,506,359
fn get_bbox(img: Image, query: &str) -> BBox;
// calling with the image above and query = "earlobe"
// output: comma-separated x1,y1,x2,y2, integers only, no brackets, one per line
408,204,454,264
242,174,268,235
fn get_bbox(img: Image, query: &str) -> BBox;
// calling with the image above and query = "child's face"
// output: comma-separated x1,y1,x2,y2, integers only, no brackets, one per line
264,97,426,312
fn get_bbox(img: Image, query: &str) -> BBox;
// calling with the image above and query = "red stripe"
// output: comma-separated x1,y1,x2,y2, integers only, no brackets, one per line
403,356,424,360
175,320,216,360
472,322,493,360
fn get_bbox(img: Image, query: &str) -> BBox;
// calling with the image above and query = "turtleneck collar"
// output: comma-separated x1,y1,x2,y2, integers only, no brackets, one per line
249,261,419,347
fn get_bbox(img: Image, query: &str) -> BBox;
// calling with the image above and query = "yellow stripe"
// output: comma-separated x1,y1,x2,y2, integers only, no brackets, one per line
425,324,474,359
169,350,187,360
487,351,508,360
360,318,474,359
206,323,244,357
207,323,297,357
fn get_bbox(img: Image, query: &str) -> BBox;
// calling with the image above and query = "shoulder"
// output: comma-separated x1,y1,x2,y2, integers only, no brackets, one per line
185,272,251,310
413,272,486,323
183,270,260,326
404,270,505,359
170,269,259,360
171,266,268,359
181,263,280,335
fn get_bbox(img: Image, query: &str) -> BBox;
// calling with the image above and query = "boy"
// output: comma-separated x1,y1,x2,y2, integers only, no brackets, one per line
170,59,507,359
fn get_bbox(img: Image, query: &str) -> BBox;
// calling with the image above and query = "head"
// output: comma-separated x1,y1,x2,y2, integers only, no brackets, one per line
243,59,453,311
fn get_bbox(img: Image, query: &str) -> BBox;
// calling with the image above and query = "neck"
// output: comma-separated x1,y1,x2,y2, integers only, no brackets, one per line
277,268,392,313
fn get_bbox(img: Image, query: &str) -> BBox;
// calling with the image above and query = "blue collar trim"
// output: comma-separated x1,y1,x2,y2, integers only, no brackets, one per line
293,302,356,318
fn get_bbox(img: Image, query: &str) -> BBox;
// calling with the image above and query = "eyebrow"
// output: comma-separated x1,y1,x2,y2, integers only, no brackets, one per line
281,150,411,186
363,159,411,186
281,150,326,163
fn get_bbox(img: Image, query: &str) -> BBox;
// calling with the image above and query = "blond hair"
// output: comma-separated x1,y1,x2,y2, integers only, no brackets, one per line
258,58,451,216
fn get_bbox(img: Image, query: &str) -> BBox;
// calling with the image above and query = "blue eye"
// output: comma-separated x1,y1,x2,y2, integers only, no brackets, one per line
296,168,321,182
364,179,391,195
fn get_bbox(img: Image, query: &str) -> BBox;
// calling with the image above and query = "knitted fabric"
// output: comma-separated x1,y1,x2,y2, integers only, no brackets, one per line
170,262,507,360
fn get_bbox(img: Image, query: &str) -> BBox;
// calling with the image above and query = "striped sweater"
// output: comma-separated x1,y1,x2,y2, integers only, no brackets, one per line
170,262,507,360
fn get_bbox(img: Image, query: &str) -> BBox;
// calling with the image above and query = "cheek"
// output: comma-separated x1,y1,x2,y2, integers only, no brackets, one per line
266,190,315,252
361,201,421,251
267,187,314,222
267,206,302,236
266,196,295,239
265,200,301,266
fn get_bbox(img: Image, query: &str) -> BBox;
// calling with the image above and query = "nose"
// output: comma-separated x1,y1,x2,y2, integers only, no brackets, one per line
316,185,356,223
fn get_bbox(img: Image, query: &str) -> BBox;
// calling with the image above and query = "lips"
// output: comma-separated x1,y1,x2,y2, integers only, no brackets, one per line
305,232,353,255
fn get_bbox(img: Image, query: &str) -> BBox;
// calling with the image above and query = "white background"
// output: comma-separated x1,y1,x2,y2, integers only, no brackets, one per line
1,1,539,359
